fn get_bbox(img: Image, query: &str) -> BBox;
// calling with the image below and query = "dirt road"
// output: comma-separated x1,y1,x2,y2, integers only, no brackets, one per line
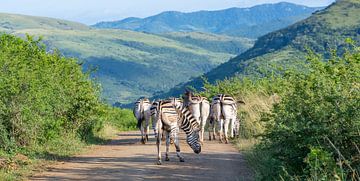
31,131,253,181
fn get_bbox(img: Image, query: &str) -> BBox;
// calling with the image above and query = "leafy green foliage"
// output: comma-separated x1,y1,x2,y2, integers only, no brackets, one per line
255,46,360,180
0,33,101,150
0,33,137,179
98,106,137,131
196,42,360,180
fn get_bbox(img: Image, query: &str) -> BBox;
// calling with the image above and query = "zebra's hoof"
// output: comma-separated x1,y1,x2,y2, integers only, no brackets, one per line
141,139,145,144
165,157,170,161
157,160,162,165
146,135,149,141
179,158,185,162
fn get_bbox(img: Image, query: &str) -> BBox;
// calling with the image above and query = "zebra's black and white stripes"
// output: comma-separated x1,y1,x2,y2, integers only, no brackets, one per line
209,94,239,144
133,98,151,144
155,98,201,165
183,91,210,143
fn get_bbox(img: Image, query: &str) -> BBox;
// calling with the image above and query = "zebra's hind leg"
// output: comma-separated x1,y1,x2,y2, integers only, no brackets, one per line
161,132,166,141
229,117,235,139
140,122,145,144
156,130,162,165
208,119,213,141
145,118,150,142
209,130,212,141
200,119,206,144
165,131,170,161
218,119,225,143
223,118,230,144
156,117,163,165
218,132,224,143
174,129,184,162
212,121,216,140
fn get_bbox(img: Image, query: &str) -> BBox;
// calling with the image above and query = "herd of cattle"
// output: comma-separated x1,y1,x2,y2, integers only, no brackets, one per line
132,90,244,165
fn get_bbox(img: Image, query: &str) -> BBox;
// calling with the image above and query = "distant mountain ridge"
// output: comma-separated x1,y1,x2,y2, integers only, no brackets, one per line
153,0,360,101
93,2,322,38
0,13,253,105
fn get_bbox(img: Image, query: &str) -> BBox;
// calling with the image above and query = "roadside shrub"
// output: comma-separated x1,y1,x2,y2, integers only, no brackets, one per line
0,34,102,151
256,43,360,180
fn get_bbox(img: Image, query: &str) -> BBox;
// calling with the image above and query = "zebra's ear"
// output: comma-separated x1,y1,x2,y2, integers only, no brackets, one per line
237,100,246,105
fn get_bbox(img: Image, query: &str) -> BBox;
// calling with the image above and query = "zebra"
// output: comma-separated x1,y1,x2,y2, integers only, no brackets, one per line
155,98,201,165
133,97,152,144
208,94,244,144
150,99,165,141
183,90,210,144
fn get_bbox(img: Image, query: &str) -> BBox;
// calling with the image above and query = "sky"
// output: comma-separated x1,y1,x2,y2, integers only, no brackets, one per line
0,0,336,25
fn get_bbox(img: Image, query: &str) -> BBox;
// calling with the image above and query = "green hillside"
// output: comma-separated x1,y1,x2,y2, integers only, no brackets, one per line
0,13,253,104
160,32,254,55
93,2,321,38
0,13,89,31
157,0,360,99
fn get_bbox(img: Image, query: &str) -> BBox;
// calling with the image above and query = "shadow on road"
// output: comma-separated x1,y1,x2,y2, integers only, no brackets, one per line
31,131,253,181
31,152,251,181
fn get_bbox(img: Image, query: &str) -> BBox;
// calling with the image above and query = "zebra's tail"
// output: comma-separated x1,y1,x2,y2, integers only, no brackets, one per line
137,119,142,129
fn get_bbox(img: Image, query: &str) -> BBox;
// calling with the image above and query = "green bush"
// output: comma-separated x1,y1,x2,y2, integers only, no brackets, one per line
197,40,359,180
0,33,139,179
0,33,102,151
99,105,137,131
256,43,360,180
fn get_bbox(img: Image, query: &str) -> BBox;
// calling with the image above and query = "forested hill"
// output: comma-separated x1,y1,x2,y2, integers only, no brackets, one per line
156,0,360,99
92,2,322,38
0,13,253,105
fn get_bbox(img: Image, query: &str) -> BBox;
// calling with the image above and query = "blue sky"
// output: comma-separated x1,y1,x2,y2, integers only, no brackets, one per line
1,0,335,25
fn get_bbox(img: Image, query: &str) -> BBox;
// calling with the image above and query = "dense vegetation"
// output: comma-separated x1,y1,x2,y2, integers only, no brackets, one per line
159,0,360,100
0,34,136,179
198,42,359,180
253,41,360,180
0,12,253,105
93,2,320,38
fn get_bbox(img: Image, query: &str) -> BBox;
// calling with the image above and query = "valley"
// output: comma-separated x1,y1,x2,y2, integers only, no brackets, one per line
0,2,320,105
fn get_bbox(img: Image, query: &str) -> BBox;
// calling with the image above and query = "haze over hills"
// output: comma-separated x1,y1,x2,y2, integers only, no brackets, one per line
156,0,360,100
93,2,322,38
0,12,254,104
0,2,322,106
